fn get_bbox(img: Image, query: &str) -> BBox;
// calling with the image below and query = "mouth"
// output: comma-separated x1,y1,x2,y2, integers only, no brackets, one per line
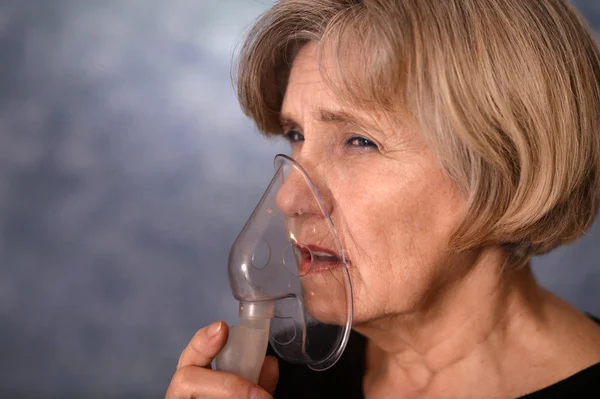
295,243,343,275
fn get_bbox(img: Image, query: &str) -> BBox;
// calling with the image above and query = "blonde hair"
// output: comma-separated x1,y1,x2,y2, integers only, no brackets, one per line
235,0,600,265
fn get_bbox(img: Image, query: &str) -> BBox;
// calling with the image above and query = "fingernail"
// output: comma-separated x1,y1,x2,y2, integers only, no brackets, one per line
205,321,222,340
250,385,269,399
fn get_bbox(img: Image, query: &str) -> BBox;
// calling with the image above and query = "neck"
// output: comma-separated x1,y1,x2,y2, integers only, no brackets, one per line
355,248,545,396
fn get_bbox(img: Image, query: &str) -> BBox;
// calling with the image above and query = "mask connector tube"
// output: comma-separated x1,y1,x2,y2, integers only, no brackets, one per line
214,301,275,384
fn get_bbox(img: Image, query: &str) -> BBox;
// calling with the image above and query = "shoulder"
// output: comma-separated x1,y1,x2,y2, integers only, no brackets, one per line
534,293,600,368
518,362,600,398
516,309,600,398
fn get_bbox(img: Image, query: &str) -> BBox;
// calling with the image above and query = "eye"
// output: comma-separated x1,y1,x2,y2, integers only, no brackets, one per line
345,136,378,149
284,130,305,143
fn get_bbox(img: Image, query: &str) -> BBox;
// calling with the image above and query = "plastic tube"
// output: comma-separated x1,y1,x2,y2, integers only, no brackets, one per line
214,301,274,383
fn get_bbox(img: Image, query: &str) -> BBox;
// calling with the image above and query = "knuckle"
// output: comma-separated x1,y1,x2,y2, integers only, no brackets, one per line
220,373,253,398
170,366,196,394
170,368,187,390
169,366,253,399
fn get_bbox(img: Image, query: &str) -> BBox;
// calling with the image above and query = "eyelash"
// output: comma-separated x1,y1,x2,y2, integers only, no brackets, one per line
285,130,304,143
284,130,379,150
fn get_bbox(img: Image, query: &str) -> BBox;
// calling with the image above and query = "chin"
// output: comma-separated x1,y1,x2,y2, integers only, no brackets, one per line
300,270,351,326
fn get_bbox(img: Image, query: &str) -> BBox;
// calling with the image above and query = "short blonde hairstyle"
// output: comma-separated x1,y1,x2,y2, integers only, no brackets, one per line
235,0,600,265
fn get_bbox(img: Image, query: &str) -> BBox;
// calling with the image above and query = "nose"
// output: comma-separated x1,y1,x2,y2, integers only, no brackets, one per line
275,156,333,220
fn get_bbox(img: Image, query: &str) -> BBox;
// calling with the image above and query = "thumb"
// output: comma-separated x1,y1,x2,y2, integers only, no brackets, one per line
257,356,279,395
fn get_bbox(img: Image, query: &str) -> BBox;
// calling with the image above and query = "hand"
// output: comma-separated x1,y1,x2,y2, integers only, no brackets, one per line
166,321,279,398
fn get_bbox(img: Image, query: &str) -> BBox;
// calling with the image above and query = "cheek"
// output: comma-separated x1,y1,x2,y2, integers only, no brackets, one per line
334,165,467,318
332,160,466,269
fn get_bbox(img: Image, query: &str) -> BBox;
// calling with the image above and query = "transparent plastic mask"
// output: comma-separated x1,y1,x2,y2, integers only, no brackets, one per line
226,154,353,371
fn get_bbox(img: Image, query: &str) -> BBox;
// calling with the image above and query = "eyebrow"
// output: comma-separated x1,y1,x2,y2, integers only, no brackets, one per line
279,108,376,131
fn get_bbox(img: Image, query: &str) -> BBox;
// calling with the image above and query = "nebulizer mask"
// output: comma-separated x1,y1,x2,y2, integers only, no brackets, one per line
214,154,353,382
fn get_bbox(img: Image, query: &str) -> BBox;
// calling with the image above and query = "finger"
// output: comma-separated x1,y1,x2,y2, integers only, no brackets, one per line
177,321,229,369
258,356,279,395
166,366,272,399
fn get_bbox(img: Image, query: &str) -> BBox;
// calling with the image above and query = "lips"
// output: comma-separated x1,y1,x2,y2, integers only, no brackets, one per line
295,243,342,275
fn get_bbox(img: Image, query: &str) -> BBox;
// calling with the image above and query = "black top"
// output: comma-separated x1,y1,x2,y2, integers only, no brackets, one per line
268,316,600,398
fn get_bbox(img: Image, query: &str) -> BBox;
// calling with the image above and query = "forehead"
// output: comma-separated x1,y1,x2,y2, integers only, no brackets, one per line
282,43,373,124
283,42,331,109
281,42,397,135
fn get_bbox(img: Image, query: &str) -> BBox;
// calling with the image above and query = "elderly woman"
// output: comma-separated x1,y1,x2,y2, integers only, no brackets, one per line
166,0,600,398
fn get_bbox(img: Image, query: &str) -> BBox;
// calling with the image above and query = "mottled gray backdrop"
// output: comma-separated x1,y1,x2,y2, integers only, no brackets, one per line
0,1,598,398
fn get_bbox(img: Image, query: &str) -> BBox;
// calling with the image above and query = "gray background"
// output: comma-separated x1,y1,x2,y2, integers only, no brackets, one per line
0,1,597,398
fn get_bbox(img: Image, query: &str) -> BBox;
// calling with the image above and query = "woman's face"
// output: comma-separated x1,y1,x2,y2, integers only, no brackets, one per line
277,42,472,325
